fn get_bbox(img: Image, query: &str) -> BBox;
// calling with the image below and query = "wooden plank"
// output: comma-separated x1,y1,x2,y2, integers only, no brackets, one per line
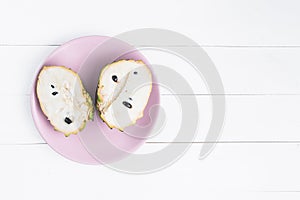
2,95,300,144
1,0,300,46
0,46,55,95
0,144,300,200
1,46,300,95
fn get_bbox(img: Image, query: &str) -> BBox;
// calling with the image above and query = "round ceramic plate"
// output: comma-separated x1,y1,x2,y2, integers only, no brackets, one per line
30,36,159,165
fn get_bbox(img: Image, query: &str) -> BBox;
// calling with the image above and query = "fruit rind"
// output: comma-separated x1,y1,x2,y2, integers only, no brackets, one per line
96,60,152,131
36,66,94,137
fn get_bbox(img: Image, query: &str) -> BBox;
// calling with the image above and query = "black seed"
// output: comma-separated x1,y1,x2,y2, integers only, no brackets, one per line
133,71,138,75
122,101,132,109
52,91,58,96
64,117,72,124
51,85,55,88
129,97,132,101
112,75,118,82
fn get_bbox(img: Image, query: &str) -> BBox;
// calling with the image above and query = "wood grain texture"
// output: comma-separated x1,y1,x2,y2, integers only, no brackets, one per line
1,0,300,46
0,144,300,199
1,0,299,197
2,95,300,144
1,46,300,95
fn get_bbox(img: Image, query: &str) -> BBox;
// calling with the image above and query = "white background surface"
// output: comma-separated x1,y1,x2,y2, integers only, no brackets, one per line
1,0,300,199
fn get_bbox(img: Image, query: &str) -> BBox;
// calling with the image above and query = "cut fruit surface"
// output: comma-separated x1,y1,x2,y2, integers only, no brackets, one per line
36,66,94,136
97,60,152,131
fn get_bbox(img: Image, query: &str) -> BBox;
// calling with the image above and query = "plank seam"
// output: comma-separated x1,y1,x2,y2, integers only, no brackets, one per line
3,44,300,48
2,141,300,146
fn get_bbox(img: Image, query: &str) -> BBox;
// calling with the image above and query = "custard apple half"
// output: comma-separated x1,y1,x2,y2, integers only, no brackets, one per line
36,66,94,137
97,60,152,131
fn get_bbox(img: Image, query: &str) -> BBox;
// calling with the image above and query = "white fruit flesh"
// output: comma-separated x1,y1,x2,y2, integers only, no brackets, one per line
97,60,152,131
37,66,94,136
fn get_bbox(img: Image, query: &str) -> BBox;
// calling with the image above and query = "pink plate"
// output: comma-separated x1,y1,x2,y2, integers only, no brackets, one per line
30,36,159,165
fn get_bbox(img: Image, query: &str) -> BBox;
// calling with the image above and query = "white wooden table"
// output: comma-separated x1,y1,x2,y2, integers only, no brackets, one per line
1,0,300,199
